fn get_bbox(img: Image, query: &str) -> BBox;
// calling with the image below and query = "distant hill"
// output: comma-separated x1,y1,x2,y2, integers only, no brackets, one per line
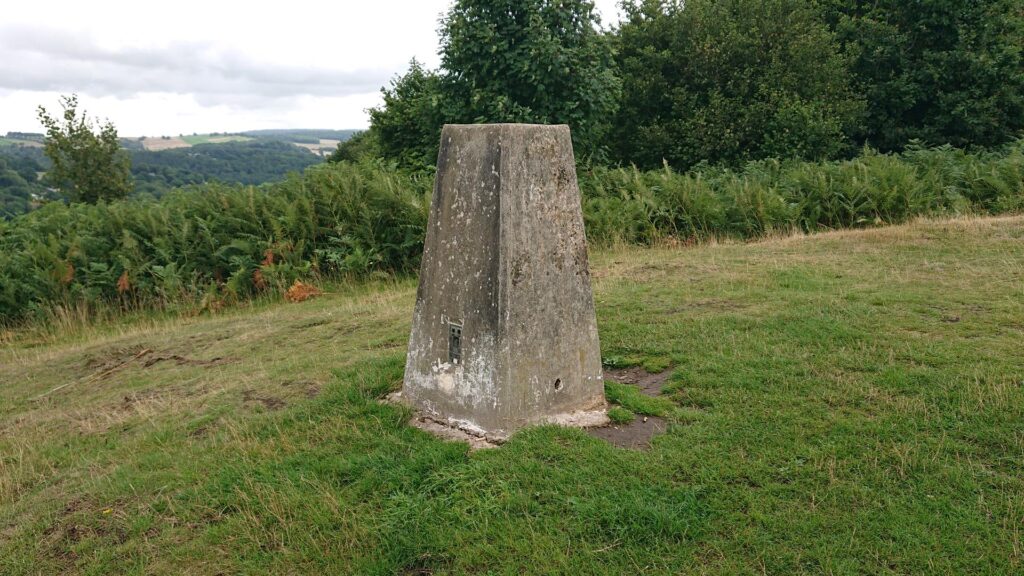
132,140,323,195
241,129,359,142
0,134,341,216
242,129,359,156
115,129,358,156
0,132,44,148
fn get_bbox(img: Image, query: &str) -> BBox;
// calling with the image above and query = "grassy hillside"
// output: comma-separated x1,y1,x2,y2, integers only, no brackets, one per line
1,216,1023,574
128,131,355,151
131,140,323,193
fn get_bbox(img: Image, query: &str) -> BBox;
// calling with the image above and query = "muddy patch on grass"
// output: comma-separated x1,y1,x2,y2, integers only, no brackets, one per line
604,366,674,396
141,353,234,368
664,299,747,314
82,346,235,380
81,345,152,379
593,365,675,449
84,345,148,371
241,389,286,411
42,498,128,566
281,379,322,399
588,415,667,450
291,318,331,330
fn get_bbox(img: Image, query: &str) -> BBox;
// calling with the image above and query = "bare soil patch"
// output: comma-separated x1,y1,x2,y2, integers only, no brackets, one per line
589,366,675,449
588,415,668,450
41,498,127,565
84,346,234,375
242,389,286,411
603,366,673,396
281,378,322,399
664,299,747,314
141,353,234,368
83,345,150,373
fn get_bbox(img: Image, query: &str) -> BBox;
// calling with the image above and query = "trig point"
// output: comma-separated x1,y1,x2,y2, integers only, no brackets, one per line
402,123,607,440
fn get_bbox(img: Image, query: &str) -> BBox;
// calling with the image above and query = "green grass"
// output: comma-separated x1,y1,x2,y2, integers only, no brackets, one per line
2,216,1022,574
604,381,676,417
606,405,636,425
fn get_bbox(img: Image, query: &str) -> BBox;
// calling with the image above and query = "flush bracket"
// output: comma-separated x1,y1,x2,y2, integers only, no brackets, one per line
448,322,463,364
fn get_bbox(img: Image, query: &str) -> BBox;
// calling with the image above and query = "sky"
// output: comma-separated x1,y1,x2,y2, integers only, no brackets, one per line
1,0,624,136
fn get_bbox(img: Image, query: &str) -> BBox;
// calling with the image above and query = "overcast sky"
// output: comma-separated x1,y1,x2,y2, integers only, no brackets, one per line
1,0,624,136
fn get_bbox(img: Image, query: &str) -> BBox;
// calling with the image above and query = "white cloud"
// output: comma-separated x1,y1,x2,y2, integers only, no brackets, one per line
0,0,623,135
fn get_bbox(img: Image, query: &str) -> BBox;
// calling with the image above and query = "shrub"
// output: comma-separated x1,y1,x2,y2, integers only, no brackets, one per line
2,140,1023,325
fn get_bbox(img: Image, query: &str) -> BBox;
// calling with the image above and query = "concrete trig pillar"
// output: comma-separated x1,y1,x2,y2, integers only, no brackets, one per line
402,123,606,440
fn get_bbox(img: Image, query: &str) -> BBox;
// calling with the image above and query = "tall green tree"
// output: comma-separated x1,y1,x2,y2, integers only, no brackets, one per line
37,94,133,203
818,0,1024,151
370,0,620,168
439,0,620,159
612,0,864,170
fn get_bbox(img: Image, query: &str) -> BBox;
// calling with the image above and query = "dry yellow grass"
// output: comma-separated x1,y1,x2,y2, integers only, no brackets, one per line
140,137,190,151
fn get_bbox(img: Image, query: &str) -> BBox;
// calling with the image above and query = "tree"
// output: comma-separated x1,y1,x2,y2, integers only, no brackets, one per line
370,0,620,168
367,60,448,170
328,129,382,164
439,0,620,159
611,0,864,170
818,0,1024,151
37,94,133,203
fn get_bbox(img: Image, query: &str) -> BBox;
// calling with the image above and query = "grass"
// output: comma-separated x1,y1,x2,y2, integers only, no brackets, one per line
1,215,1022,574
606,406,636,425
604,381,676,417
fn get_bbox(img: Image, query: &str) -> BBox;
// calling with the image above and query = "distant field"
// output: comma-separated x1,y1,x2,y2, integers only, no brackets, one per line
138,135,253,150
180,134,253,146
139,137,191,151
0,138,42,148
294,138,340,155
1,216,1021,574
136,134,332,152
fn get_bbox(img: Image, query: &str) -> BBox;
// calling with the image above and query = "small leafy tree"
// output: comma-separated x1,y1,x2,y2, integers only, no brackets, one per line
328,129,383,164
37,94,133,203
367,60,448,170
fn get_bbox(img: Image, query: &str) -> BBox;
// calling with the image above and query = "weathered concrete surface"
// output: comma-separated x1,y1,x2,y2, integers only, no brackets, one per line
403,124,606,439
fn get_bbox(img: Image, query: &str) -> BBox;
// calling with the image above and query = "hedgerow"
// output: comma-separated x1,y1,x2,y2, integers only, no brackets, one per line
2,141,1022,324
